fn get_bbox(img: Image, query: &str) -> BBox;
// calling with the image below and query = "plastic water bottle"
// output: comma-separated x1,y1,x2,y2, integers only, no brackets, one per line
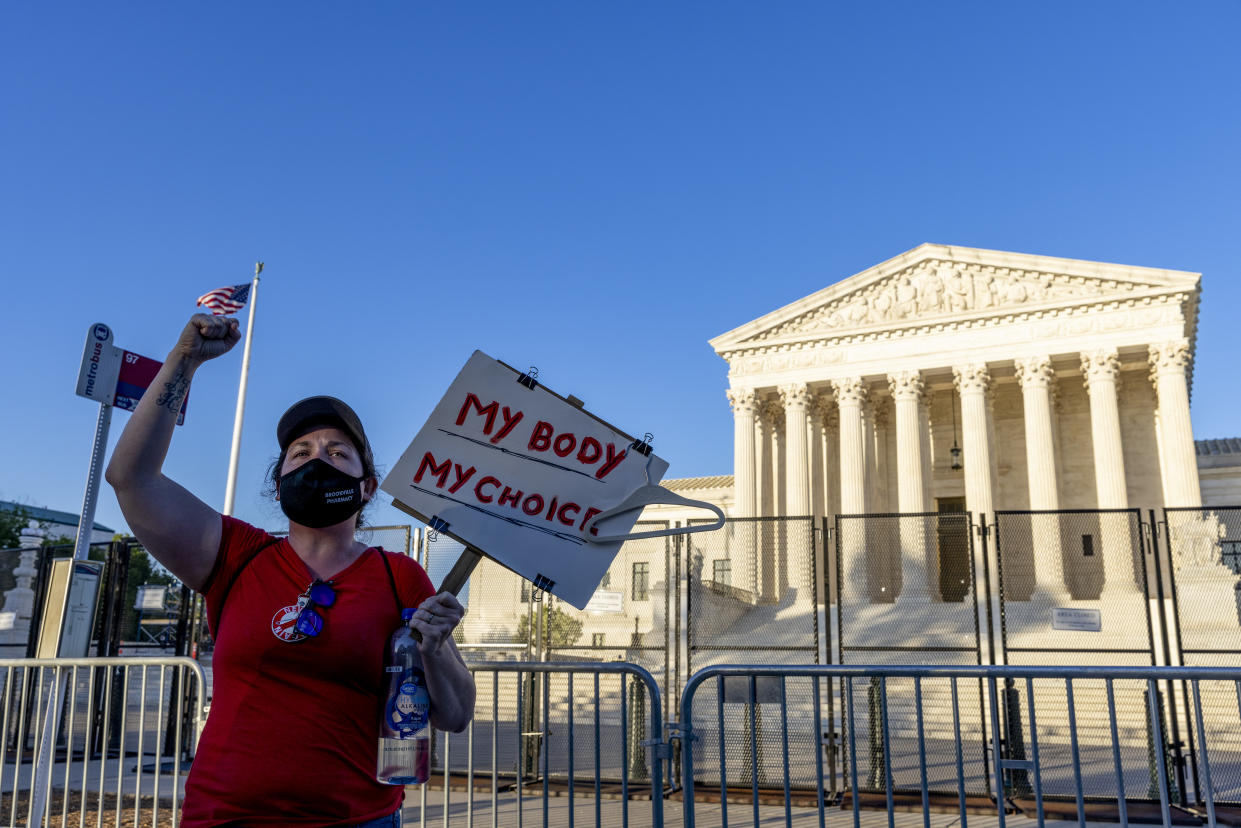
377,608,431,785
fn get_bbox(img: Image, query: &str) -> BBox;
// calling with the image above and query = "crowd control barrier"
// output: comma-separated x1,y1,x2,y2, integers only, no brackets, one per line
1,656,206,828
675,664,1241,828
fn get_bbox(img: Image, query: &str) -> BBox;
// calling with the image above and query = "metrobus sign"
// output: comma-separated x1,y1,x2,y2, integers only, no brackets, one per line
75,323,187,424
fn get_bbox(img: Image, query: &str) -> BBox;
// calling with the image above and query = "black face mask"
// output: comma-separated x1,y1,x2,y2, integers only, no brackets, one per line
278,458,366,528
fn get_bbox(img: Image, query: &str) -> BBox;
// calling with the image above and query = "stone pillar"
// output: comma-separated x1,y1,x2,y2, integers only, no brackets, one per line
809,395,827,523
1081,349,1137,593
954,365,997,661
818,396,840,613
1015,356,1061,511
1,522,42,648
953,364,996,520
780,383,813,518
757,399,779,517
1149,340,1202,508
834,378,868,515
758,399,784,601
728,388,760,519
1081,350,1129,510
919,391,934,512
728,388,760,600
890,370,932,601
1015,356,1067,599
863,399,883,511
824,404,841,518
834,378,874,601
782,384,813,599
888,371,929,514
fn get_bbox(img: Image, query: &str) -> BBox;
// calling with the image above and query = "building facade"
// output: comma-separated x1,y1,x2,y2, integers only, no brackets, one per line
457,246,1239,678
710,243,1206,523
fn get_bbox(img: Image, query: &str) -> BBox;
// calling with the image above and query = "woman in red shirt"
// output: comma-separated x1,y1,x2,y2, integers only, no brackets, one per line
106,314,475,827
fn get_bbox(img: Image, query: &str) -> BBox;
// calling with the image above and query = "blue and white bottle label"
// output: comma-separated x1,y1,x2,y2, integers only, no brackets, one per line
386,669,430,737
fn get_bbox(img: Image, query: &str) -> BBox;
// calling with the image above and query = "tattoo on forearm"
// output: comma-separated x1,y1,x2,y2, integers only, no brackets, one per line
154,368,190,415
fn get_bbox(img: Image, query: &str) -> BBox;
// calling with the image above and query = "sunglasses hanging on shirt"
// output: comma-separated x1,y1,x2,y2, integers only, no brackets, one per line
293,579,337,639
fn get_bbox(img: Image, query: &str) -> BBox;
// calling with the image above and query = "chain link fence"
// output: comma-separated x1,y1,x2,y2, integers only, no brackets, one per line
1162,506,1241,810
833,512,990,800
679,517,821,792
992,509,1175,806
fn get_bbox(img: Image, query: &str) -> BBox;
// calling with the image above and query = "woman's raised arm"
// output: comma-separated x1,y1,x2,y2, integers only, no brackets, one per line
105,314,241,590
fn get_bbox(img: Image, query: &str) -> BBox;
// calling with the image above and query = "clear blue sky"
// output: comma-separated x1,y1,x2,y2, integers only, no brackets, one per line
3,2,1238,546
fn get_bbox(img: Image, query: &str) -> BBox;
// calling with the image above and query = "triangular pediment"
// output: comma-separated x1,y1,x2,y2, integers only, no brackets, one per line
711,244,1201,353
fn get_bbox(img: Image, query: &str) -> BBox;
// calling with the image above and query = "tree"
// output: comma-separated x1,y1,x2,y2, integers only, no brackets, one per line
515,602,583,648
0,505,31,549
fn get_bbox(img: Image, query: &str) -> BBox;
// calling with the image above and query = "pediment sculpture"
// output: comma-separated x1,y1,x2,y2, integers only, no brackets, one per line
757,261,1156,341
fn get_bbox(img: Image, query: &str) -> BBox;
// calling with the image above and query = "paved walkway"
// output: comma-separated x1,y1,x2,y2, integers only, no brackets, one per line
398,789,1129,828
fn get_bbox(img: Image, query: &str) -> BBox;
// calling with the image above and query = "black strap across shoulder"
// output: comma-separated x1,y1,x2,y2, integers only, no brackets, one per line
215,536,282,629
216,537,405,628
379,550,403,615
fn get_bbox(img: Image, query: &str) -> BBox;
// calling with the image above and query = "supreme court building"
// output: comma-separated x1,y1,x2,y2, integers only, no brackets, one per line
649,243,1240,667
458,244,1238,676
712,243,1209,524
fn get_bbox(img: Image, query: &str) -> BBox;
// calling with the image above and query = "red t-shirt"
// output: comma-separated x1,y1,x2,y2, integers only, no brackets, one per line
182,516,435,827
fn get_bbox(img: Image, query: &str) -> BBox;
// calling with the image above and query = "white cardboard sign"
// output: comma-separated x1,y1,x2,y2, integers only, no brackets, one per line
382,351,669,610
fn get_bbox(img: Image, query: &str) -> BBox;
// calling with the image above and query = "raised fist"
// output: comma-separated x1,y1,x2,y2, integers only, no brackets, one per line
174,313,242,365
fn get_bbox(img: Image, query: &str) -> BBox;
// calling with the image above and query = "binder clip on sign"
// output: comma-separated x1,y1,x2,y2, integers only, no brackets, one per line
381,351,723,609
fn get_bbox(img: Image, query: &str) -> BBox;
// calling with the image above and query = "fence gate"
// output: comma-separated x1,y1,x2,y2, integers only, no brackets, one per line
1160,505,1241,812
833,511,991,803
992,508,1174,807
681,516,819,792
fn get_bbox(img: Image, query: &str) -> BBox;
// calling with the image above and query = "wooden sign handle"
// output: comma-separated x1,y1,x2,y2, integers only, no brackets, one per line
439,546,484,596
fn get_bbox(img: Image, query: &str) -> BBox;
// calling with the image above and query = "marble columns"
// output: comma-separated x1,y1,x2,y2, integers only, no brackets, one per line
1015,356,1061,511
1149,340,1202,508
1081,349,1137,592
1015,356,1066,598
1080,350,1129,511
833,378,868,515
727,388,760,600
889,370,933,600
952,364,996,520
759,399,785,600
780,383,813,518
888,371,928,513
728,389,759,518
833,378,870,601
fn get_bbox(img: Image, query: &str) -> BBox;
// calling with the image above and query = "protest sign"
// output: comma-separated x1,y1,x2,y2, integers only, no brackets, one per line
382,351,671,609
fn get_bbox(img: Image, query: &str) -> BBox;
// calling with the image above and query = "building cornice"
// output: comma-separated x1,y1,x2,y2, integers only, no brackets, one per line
711,245,1201,362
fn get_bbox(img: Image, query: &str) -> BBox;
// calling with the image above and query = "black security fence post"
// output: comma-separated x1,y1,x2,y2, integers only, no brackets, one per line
1146,686,1180,803
628,670,648,781
1002,677,1031,797
867,676,884,791
161,582,194,760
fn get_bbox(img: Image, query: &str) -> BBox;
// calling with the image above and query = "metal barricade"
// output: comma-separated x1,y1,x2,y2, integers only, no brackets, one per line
675,663,1241,828
409,661,666,828
0,656,206,828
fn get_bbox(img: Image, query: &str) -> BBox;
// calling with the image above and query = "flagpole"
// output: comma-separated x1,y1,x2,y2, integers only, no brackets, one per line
222,262,262,516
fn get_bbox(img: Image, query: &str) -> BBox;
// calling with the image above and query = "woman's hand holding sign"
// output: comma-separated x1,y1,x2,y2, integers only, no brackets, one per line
408,591,473,732
409,592,465,655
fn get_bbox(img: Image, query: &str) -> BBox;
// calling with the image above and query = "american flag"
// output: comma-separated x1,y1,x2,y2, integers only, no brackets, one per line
196,283,251,315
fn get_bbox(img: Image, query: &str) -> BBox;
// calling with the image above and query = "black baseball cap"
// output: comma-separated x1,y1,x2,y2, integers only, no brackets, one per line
277,396,374,469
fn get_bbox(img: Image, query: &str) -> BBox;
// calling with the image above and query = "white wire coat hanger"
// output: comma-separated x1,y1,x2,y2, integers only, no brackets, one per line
583,452,725,543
